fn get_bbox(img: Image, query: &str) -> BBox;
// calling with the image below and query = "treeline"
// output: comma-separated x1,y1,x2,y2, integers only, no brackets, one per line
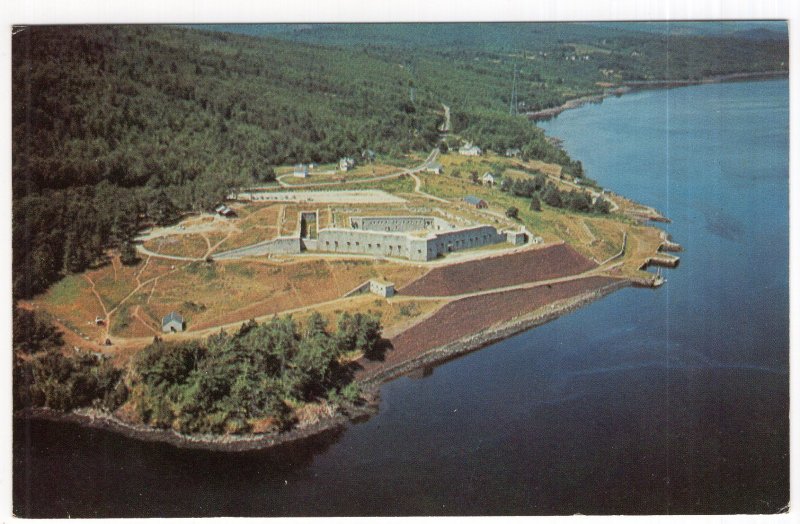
13,306,127,412
13,25,440,195
275,22,788,87
14,308,382,435
502,175,610,215
12,182,198,298
130,311,380,434
12,25,442,299
447,109,572,165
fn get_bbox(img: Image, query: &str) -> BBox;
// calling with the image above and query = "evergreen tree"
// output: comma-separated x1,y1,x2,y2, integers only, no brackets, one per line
150,190,179,226
120,241,139,266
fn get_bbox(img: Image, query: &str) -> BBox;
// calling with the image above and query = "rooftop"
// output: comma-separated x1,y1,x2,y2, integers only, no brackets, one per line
162,311,183,326
463,195,485,205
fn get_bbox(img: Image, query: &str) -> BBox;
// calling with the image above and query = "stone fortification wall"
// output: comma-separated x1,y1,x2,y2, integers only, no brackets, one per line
315,224,506,261
214,237,301,259
350,216,456,233
422,225,506,260
317,228,424,260
351,216,431,233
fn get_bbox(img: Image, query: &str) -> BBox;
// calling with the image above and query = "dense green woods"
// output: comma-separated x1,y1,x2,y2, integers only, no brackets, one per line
500,173,610,215
14,310,381,434
272,22,788,83
128,311,378,434
12,25,443,298
13,306,127,412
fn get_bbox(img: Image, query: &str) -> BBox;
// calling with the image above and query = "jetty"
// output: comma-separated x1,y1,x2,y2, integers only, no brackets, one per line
627,205,671,224
659,231,683,252
642,253,680,269
632,268,666,288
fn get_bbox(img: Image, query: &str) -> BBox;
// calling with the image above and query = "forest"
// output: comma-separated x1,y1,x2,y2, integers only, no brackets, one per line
12,25,443,298
14,309,381,435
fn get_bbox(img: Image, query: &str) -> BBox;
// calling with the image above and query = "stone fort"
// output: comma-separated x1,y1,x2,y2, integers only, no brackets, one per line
215,212,528,261
314,214,526,261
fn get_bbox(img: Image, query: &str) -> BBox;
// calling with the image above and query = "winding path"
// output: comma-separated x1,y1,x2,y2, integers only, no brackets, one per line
87,244,627,349
274,148,439,189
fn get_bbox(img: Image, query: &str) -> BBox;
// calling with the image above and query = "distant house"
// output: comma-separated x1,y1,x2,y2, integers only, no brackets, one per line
463,195,488,209
293,164,309,178
458,143,482,156
481,172,496,186
161,311,184,333
426,162,443,174
505,148,521,157
361,149,376,163
369,279,395,298
214,204,235,217
339,157,356,171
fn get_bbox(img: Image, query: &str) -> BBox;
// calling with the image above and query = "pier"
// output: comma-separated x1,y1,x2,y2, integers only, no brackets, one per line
659,231,683,252
641,253,680,269
631,268,666,288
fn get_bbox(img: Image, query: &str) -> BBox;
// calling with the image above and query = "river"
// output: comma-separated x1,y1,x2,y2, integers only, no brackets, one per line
13,78,789,517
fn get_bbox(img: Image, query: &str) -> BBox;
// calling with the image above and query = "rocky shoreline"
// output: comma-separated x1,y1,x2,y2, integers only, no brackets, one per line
15,278,631,452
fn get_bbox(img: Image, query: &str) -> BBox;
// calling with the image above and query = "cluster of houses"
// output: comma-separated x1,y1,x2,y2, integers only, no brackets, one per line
458,143,522,159
458,143,482,156
292,150,376,179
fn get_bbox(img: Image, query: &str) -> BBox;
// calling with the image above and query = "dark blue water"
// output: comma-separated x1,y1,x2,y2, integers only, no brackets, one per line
14,79,789,516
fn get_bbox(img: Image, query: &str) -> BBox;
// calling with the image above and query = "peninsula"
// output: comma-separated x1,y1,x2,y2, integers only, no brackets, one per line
13,23,785,449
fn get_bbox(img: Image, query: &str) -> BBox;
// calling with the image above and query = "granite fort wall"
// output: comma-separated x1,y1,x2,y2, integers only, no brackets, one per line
317,229,424,260
350,216,454,233
214,237,301,259
316,224,505,261
422,225,505,259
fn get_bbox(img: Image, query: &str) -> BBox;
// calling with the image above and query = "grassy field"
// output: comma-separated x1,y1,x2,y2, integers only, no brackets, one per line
29,146,666,351
418,169,634,262
29,252,431,343
343,174,416,193
279,163,399,186
143,234,209,258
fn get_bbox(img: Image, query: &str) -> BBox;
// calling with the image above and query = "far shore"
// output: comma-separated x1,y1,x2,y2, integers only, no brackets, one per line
527,70,788,121
15,277,632,452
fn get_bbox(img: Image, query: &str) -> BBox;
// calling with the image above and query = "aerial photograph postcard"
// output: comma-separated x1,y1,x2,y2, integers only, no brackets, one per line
9,9,792,519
